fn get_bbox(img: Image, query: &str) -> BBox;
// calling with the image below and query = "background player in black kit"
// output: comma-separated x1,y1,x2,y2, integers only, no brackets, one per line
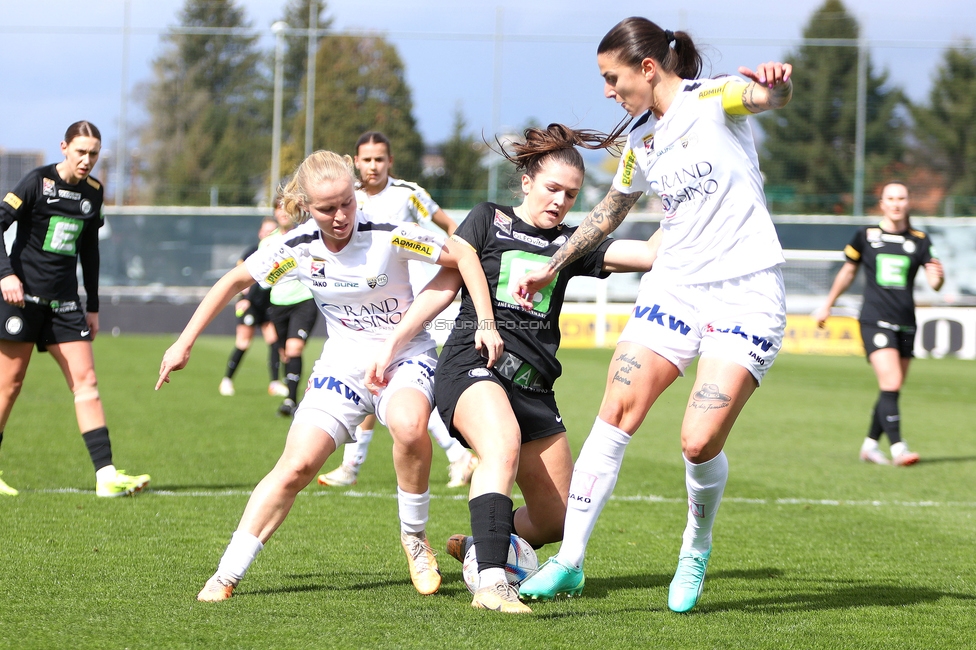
367,124,660,612
218,216,288,398
815,182,944,466
0,121,149,497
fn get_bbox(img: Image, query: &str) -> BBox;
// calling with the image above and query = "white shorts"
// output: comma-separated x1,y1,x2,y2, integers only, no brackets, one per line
293,349,437,447
618,266,786,384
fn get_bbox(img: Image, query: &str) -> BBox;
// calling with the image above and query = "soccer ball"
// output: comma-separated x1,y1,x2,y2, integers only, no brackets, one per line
461,534,539,594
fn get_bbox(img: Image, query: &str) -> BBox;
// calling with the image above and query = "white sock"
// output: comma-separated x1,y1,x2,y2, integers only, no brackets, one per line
890,441,909,457
479,566,506,587
557,417,632,569
397,487,430,535
342,428,373,467
681,451,729,554
217,530,264,583
427,411,461,458
861,437,880,452
95,465,117,482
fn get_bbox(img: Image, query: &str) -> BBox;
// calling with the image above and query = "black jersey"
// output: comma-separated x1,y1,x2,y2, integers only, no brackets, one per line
845,224,935,327
0,164,104,312
447,202,612,384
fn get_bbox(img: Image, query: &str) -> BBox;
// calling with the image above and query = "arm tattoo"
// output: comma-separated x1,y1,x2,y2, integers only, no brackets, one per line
547,190,641,273
742,80,793,113
742,84,761,113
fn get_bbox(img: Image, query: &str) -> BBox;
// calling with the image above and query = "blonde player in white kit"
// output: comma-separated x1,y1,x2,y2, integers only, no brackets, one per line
156,151,500,602
319,131,479,489
516,17,793,613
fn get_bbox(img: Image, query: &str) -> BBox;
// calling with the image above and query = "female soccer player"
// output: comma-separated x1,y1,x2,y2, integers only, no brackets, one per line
367,123,660,613
813,182,943,466
156,150,500,602
266,200,318,416
515,18,793,612
218,216,287,398
0,121,149,497
320,130,478,489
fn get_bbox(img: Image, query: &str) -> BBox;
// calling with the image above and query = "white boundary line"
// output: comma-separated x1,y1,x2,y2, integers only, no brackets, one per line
25,488,976,508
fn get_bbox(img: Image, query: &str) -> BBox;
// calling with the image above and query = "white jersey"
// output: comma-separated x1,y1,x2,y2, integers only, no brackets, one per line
612,76,784,285
245,212,445,368
356,176,440,226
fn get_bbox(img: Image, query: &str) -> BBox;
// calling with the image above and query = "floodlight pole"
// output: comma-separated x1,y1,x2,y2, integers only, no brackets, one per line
853,36,867,216
304,2,318,157
271,21,288,204
487,7,503,203
115,0,131,206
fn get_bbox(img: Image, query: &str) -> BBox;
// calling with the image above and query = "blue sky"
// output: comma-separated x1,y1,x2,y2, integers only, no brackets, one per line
1,0,973,165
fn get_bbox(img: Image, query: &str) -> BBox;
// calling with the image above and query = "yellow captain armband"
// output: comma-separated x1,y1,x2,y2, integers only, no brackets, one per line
844,244,861,262
721,80,752,116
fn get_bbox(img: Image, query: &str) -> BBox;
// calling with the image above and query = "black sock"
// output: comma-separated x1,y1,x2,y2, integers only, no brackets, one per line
82,427,113,471
225,347,246,379
284,357,302,401
0,430,4,453
867,402,883,441
469,493,514,572
269,342,281,382
877,390,902,445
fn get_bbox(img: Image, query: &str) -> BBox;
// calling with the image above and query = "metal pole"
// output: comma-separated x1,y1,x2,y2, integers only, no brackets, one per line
115,0,130,206
304,2,318,157
487,6,503,203
271,21,288,204
853,35,867,216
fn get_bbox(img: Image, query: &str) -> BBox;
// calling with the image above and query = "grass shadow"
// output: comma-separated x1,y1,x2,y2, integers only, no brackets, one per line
917,456,976,465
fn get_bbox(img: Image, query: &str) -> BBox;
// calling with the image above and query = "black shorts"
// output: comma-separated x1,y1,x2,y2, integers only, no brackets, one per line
270,299,318,342
237,290,272,328
434,342,565,448
860,323,915,359
0,299,91,352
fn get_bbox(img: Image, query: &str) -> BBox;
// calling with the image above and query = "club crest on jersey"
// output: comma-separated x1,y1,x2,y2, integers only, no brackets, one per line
80,199,92,214
367,274,389,289
265,257,297,284
310,258,327,278
903,240,916,254
42,178,57,197
493,209,513,235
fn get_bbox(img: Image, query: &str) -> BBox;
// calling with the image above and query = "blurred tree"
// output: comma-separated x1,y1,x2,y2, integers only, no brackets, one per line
281,34,423,181
277,0,333,141
757,0,907,214
423,108,488,208
911,43,976,214
140,0,268,205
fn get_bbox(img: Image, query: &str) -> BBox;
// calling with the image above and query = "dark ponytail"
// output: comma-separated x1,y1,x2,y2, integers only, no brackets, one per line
597,17,703,80
63,120,101,144
498,123,621,179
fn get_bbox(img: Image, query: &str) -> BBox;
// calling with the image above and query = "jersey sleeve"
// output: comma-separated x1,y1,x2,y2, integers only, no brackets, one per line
389,222,445,263
453,203,493,254
245,242,300,289
918,232,935,265
611,130,651,195
0,170,39,278
844,228,866,264
565,233,614,280
406,184,440,224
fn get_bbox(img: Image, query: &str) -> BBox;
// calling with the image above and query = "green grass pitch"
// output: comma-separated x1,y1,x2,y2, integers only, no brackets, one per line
0,335,973,649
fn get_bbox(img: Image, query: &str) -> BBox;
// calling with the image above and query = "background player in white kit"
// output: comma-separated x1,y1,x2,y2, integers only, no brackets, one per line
516,17,793,613
156,151,500,602
319,131,479,489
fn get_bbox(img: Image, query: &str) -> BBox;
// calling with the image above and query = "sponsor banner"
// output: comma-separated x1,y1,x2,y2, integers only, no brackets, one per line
914,307,976,360
558,304,633,349
782,315,863,357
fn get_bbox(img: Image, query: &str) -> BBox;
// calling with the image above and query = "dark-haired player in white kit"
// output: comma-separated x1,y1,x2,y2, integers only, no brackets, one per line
0,121,149,497
319,131,479,488
814,182,944,466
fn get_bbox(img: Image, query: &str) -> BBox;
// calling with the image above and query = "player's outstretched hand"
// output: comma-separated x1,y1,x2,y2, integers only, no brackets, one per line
474,323,504,368
156,342,191,390
738,62,792,88
513,266,557,310
811,305,831,329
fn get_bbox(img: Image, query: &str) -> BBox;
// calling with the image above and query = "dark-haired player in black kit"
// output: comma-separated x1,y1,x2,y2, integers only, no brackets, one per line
815,182,944,466
366,124,660,613
218,216,288,398
0,121,149,497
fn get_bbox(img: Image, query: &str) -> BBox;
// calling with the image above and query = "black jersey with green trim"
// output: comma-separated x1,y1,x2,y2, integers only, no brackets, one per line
844,225,934,327
0,164,104,312
447,202,612,384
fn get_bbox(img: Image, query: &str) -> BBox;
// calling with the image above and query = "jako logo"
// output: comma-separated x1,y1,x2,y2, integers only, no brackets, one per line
308,376,362,405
